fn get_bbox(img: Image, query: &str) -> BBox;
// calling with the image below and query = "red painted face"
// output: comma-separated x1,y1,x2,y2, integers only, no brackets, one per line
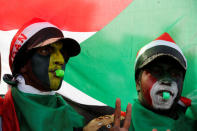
140,70,157,106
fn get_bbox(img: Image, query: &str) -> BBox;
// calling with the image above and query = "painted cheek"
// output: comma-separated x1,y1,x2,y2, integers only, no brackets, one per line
48,50,65,90
141,71,157,106
31,53,50,87
175,79,183,97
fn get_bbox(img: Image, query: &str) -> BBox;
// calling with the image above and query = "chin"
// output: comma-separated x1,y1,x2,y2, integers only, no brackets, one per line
50,80,63,91
50,85,61,90
48,71,64,90
152,101,178,113
152,100,174,110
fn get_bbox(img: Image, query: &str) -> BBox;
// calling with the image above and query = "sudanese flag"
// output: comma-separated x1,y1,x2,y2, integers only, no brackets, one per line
0,0,132,32
1,0,197,112
63,0,197,110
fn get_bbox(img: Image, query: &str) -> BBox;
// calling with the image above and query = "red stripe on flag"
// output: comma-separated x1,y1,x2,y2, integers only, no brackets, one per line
0,0,133,32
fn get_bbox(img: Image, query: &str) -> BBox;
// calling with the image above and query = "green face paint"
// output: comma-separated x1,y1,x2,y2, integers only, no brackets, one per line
163,92,170,100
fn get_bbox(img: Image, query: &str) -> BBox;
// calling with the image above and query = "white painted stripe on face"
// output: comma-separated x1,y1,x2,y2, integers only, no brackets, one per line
150,81,178,110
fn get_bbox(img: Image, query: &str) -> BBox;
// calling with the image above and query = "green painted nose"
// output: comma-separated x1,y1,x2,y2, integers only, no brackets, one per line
55,69,65,78
163,92,170,100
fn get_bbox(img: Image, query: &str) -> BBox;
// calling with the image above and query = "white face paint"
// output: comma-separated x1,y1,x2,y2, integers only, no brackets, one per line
150,81,178,110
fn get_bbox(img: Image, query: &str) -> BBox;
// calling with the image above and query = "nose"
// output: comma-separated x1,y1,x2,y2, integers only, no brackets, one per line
160,80,171,86
51,50,65,66
54,61,64,66
159,78,172,86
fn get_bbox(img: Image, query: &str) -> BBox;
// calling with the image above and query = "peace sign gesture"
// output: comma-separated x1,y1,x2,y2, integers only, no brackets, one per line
110,98,132,131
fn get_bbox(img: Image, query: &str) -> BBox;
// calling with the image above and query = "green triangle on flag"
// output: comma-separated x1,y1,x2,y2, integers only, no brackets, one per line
64,0,197,110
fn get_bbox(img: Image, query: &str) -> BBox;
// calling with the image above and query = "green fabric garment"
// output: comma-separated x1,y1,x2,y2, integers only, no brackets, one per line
185,92,197,120
130,100,197,131
11,87,84,131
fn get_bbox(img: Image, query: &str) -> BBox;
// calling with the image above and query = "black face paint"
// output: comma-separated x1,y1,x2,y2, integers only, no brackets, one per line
31,52,50,87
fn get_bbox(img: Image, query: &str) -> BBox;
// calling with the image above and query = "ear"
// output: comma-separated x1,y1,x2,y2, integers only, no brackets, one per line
136,79,141,93
20,65,28,74
136,70,143,92
19,59,31,74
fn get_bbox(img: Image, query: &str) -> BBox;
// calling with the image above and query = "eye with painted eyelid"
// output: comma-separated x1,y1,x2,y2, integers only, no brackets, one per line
37,46,53,56
145,66,163,77
170,70,183,78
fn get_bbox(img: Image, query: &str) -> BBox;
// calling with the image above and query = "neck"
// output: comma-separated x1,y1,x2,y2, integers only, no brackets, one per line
16,75,55,95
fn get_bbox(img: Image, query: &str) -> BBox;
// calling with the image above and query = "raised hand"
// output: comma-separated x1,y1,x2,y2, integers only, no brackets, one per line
110,98,132,131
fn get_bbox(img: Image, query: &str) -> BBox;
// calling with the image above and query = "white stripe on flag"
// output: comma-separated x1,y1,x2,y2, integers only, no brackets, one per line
57,81,106,106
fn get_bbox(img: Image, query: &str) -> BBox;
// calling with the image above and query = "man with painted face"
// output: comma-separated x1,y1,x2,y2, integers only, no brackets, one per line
131,32,197,130
0,18,131,131
0,18,84,130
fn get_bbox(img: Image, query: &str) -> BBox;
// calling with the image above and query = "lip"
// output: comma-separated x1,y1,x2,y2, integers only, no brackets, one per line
156,90,174,97
49,69,62,78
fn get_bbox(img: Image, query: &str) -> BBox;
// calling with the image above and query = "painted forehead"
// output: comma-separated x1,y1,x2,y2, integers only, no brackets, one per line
33,41,64,51
50,41,63,48
144,56,184,70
